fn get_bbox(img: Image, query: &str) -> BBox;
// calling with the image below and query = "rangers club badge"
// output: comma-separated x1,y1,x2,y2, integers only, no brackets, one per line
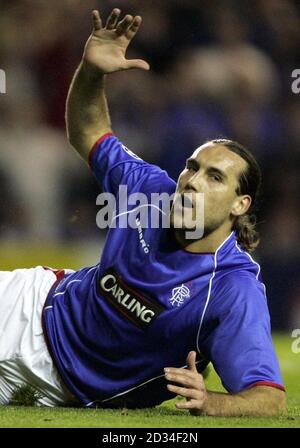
169,284,191,307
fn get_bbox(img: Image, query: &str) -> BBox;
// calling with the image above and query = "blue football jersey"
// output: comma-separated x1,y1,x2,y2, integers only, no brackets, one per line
42,134,284,408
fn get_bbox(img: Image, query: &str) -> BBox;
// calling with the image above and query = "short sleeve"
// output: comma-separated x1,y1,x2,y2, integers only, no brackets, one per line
88,133,175,197
199,273,285,393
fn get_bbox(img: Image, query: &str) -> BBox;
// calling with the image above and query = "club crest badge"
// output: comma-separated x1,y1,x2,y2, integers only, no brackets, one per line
169,284,191,307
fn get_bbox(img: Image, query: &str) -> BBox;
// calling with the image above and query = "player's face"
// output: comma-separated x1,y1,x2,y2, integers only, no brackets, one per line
170,143,249,236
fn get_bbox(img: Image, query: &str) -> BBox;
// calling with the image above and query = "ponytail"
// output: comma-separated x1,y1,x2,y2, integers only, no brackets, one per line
212,138,262,253
233,214,260,253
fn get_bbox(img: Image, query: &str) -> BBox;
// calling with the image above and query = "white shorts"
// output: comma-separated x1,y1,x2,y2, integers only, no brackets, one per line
0,266,79,407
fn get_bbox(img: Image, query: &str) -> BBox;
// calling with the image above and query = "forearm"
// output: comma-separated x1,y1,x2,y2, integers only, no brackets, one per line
65,9,148,159
198,387,287,417
66,60,112,160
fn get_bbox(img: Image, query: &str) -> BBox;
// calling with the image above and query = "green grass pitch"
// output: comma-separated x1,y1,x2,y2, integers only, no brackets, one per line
0,334,299,428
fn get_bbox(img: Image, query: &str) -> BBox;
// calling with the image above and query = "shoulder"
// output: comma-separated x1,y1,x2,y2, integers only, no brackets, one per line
213,238,266,304
215,269,263,292
139,164,176,194
209,269,268,318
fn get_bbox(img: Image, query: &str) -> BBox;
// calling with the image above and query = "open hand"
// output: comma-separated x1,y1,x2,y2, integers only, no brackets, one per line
83,9,150,74
164,351,207,415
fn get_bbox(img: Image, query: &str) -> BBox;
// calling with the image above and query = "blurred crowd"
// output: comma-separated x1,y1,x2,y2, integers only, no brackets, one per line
0,0,300,330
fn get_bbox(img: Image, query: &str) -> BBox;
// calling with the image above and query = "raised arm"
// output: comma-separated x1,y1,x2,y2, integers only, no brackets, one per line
66,9,149,161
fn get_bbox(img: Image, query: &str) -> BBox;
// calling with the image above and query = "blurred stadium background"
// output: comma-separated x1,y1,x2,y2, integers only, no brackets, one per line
0,0,299,334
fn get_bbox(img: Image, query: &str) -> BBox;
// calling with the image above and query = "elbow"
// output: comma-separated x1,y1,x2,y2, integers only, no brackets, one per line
252,386,288,417
274,390,287,416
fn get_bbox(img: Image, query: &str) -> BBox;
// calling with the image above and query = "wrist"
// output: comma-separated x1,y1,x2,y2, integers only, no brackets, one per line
80,60,106,82
197,391,214,416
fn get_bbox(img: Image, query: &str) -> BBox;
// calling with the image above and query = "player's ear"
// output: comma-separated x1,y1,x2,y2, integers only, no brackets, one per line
231,195,251,217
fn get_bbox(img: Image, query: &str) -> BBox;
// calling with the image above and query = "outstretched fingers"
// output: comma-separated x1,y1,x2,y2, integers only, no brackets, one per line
89,8,150,72
116,14,135,36
92,9,144,39
105,8,121,30
126,16,143,40
92,10,102,31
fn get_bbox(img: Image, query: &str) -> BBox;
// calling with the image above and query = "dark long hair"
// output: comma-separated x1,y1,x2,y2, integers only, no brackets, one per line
212,139,262,253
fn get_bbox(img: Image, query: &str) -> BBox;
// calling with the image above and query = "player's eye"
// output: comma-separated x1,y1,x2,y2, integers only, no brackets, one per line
210,173,222,182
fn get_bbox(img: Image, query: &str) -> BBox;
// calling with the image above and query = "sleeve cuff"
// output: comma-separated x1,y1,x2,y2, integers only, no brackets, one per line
88,132,114,168
248,381,286,392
